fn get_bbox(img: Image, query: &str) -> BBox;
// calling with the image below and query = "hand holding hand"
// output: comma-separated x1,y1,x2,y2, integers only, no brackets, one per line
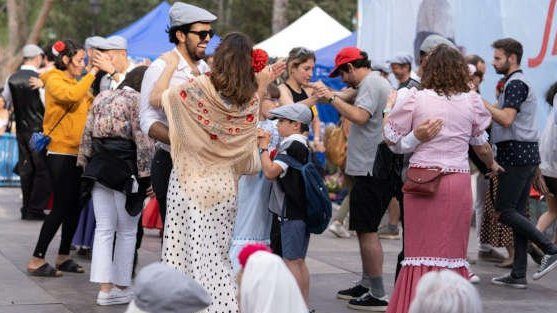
486,161,505,178
413,119,443,142
533,167,553,196
257,129,271,149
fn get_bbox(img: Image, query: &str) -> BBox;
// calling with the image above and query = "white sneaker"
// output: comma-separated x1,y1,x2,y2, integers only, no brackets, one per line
468,272,481,284
328,221,351,238
97,288,133,306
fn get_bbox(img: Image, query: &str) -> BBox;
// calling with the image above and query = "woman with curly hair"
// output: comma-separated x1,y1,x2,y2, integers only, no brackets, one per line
383,44,502,313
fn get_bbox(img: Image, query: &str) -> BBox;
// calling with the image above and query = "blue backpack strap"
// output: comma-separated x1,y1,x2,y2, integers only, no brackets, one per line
274,153,305,171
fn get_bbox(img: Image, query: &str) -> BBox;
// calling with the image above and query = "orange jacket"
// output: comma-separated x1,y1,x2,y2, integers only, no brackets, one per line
41,69,95,155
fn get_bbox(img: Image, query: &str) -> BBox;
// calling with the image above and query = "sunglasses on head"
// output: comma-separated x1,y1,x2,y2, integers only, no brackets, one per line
188,29,215,40
292,47,314,57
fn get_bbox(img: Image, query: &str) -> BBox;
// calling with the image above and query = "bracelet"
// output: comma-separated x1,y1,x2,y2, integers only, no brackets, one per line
328,95,337,104
260,148,268,154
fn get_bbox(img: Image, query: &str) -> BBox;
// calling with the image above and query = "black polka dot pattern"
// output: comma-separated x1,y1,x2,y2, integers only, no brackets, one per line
503,79,529,111
496,141,541,167
161,170,239,313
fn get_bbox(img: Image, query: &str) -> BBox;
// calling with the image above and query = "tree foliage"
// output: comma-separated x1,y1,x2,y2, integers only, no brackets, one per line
1,0,356,47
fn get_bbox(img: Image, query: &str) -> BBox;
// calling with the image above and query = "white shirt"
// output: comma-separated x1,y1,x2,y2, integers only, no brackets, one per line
139,48,210,151
2,64,45,109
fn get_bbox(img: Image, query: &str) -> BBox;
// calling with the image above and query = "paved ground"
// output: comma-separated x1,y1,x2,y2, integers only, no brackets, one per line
0,187,556,313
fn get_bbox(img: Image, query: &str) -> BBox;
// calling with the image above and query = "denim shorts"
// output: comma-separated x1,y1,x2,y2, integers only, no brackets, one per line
281,219,310,260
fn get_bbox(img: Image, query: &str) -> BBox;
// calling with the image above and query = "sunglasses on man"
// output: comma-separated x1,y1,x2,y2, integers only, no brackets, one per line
188,29,215,41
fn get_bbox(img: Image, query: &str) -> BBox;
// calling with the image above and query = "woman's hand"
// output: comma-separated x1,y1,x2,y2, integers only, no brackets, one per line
257,129,271,149
91,50,115,74
257,60,286,87
160,51,180,70
486,160,505,178
533,167,553,196
28,77,44,90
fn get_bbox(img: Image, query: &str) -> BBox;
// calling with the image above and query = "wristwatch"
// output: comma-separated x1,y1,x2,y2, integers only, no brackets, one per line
328,95,337,104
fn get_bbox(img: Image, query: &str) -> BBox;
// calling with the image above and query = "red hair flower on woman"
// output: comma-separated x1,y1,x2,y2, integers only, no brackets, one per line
251,49,269,73
52,41,66,57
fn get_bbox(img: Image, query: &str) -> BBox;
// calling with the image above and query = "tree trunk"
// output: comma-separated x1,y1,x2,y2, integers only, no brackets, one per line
0,0,54,83
27,0,55,44
272,0,289,34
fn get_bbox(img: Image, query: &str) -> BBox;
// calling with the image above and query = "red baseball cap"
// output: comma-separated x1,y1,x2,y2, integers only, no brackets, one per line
329,46,365,78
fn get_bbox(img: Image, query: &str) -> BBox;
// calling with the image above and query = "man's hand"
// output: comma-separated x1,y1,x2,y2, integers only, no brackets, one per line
486,161,505,178
312,83,334,101
413,119,443,142
92,50,115,74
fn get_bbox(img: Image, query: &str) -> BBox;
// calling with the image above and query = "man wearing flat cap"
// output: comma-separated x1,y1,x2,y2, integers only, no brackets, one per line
1,44,51,220
140,2,216,223
389,53,420,90
98,36,135,91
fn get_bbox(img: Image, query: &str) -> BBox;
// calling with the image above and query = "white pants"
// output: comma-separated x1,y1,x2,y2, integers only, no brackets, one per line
90,183,139,286
470,168,490,251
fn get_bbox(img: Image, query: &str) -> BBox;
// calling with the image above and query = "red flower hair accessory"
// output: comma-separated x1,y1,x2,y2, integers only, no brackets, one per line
251,49,269,73
52,41,66,57
238,244,271,269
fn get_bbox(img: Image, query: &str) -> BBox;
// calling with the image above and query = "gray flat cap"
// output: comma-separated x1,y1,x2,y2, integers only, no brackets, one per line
22,44,44,58
85,36,108,50
97,36,128,50
420,34,456,54
389,53,413,65
130,263,211,313
169,2,217,27
269,102,313,125
372,62,391,74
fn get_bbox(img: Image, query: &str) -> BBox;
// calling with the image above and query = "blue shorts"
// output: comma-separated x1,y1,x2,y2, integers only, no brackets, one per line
281,219,310,260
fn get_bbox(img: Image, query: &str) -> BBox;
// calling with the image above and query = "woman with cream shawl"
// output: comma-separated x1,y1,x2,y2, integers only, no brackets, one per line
149,32,284,313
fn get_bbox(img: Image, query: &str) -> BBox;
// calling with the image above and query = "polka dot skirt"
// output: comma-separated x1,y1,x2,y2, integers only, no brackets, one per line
162,170,239,313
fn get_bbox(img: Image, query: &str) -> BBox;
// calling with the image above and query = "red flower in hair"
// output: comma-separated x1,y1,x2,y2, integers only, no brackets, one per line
238,244,271,269
52,41,66,56
251,49,269,73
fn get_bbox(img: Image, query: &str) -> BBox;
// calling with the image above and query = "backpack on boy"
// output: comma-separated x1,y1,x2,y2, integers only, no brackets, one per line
274,154,332,234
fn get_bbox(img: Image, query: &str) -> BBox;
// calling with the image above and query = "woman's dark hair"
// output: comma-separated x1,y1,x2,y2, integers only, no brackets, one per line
167,24,191,44
421,44,471,96
545,81,557,106
53,40,84,71
337,51,371,74
118,66,148,93
210,32,258,106
287,47,316,77
43,44,56,63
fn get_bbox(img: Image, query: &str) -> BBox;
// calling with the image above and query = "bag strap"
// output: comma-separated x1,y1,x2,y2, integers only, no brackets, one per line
275,153,305,171
45,103,75,136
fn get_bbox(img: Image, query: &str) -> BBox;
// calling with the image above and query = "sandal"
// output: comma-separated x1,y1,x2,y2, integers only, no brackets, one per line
56,259,85,273
28,263,63,277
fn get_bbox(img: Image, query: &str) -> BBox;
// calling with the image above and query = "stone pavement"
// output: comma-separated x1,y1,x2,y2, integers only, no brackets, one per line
0,187,556,313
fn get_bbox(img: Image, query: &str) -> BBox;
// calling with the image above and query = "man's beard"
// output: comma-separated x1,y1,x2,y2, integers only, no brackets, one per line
186,40,204,61
494,60,510,75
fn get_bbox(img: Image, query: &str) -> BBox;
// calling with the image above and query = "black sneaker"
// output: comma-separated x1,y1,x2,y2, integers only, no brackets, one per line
527,244,544,265
533,254,557,280
337,284,369,300
347,292,389,311
491,274,527,289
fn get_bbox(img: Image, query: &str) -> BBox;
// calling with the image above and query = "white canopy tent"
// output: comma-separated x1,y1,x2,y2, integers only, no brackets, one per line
256,6,352,57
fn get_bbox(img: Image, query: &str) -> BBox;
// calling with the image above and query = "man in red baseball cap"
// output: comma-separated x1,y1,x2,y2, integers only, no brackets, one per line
315,47,393,311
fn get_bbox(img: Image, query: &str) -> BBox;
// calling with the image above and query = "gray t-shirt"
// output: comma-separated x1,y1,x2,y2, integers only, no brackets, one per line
345,71,393,176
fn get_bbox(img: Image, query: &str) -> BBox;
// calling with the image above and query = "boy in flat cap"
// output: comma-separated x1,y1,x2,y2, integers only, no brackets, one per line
140,2,216,224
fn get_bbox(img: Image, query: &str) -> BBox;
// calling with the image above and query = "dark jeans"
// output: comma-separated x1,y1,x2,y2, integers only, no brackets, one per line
496,165,557,278
16,132,51,216
33,154,83,258
150,149,172,224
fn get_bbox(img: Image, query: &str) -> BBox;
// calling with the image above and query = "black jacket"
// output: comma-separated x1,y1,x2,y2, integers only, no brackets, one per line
8,69,44,134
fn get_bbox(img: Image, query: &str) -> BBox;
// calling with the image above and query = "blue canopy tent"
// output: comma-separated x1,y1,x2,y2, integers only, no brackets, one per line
312,32,357,125
112,2,174,60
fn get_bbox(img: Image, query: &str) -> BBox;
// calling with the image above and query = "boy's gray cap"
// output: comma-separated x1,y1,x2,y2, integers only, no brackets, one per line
22,44,44,58
84,36,107,50
169,2,217,27
131,262,211,313
420,34,456,54
372,62,391,74
268,102,313,125
389,53,413,65
97,36,128,50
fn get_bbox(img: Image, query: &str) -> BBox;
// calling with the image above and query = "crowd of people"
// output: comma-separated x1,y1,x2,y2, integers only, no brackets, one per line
1,1,557,313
